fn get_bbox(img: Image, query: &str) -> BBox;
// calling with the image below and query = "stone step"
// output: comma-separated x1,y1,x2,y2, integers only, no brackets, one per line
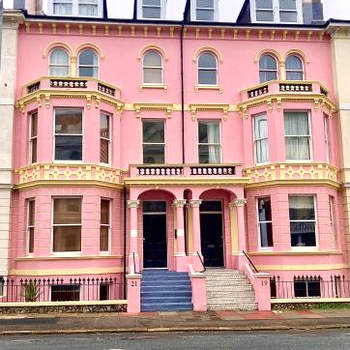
206,285,253,292
208,303,257,311
207,292,255,298
141,303,193,312
141,291,192,298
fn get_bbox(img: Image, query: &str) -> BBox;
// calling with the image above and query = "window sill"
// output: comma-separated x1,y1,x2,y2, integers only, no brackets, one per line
195,85,222,92
50,252,82,258
291,247,318,252
140,84,168,91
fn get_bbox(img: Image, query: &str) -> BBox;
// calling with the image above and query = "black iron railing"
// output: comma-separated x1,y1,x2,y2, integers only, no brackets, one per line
196,251,206,273
242,250,258,274
270,275,350,299
0,277,122,303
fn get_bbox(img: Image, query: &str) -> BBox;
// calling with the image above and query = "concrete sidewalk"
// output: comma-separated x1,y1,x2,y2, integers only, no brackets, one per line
0,309,350,335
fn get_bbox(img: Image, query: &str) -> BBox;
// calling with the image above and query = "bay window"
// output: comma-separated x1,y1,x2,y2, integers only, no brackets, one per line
100,199,110,252
253,114,269,164
29,111,38,164
54,108,83,161
53,198,82,252
143,120,165,164
284,111,311,161
289,196,316,247
100,113,111,164
198,121,221,164
257,197,273,248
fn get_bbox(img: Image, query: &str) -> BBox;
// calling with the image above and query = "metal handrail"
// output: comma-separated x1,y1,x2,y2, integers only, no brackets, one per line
242,250,258,274
196,251,206,273
132,252,139,274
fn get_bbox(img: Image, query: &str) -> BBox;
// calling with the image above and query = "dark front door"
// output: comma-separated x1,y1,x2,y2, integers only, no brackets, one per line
143,201,167,268
200,201,224,267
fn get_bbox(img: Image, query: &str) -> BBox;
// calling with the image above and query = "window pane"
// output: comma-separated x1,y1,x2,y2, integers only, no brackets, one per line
55,136,82,161
254,116,267,139
279,0,296,10
144,68,162,84
79,50,97,66
294,281,307,297
31,113,38,137
101,200,110,224
143,121,164,143
196,9,214,20
198,121,220,143
31,139,37,163
143,144,165,164
51,285,80,301
50,49,69,65
54,198,81,225
289,196,315,220
260,71,277,83
256,139,269,163
280,11,298,22
285,136,310,160
200,201,222,212
308,281,321,297
260,222,273,247
79,4,98,16
198,70,217,85
286,56,302,70
53,3,72,15
144,51,162,67
290,223,316,246
144,0,160,5
55,109,82,134
256,10,274,21
100,226,109,251
258,197,272,221
198,53,216,68
100,114,110,138
29,227,34,253
79,67,98,77
286,72,303,80
143,7,161,18
259,55,277,70
284,112,309,135
256,0,273,8
143,201,166,213
197,0,214,8
50,66,69,77
28,201,35,226
53,226,81,251
100,139,109,163
199,145,220,164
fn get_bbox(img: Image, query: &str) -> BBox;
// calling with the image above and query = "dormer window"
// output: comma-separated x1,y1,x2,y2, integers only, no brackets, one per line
252,0,302,24
50,0,102,17
138,0,166,19
192,0,217,21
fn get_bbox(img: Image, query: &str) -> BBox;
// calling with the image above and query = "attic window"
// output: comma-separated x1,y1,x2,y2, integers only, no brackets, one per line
196,0,215,21
256,0,274,22
50,0,102,17
142,0,162,19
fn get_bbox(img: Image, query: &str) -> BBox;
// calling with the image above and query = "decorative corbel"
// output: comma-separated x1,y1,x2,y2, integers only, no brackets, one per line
86,94,92,109
276,97,282,111
45,94,50,109
191,107,197,121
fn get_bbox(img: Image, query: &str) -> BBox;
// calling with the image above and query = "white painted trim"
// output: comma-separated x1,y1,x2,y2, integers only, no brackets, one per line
48,0,103,18
191,0,219,21
130,229,138,238
137,0,166,20
340,103,350,110
177,228,184,237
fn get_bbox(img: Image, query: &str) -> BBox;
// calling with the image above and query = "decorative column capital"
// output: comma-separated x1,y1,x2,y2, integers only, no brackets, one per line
233,198,247,207
189,199,202,208
173,199,187,208
127,200,140,209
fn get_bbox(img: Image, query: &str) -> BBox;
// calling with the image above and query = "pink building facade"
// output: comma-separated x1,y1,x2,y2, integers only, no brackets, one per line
5,0,347,311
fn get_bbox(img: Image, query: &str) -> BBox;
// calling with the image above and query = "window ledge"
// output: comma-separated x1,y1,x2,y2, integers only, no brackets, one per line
140,84,168,91
195,85,222,92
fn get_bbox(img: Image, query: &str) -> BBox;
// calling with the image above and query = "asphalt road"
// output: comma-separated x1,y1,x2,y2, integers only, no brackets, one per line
1,330,350,349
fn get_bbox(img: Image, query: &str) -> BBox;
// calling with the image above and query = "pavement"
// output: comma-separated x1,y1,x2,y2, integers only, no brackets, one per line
1,309,350,335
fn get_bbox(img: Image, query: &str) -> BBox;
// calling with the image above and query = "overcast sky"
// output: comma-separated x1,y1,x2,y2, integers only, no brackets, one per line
3,0,350,20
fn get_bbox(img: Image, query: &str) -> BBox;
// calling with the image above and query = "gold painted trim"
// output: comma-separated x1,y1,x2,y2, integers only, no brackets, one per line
42,42,74,58
256,264,347,271
189,103,232,121
283,48,310,64
245,179,340,189
137,45,169,61
254,48,283,64
14,180,124,190
195,85,222,92
139,84,168,91
75,43,105,59
192,46,224,64
9,267,124,276
249,251,343,256
134,103,174,118
16,255,123,261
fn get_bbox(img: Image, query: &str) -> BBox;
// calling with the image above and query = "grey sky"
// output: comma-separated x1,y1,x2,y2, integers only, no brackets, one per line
4,0,350,20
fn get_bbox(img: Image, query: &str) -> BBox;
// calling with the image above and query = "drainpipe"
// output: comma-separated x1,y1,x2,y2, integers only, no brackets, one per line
180,22,185,164
123,186,127,299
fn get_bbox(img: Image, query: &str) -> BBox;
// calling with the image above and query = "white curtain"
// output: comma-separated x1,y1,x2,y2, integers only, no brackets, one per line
207,122,220,163
143,51,162,84
254,115,269,163
79,0,98,16
285,112,310,160
53,1,72,15
50,49,69,76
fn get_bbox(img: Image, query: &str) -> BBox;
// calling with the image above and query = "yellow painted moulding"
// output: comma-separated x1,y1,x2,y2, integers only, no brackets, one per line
15,255,123,261
249,250,343,256
256,264,347,271
9,267,124,276
271,298,350,304
245,179,341,189
14,180,124,190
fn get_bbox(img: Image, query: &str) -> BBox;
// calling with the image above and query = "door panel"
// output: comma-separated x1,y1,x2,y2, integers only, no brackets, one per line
200,213,224,267
143,214,167,268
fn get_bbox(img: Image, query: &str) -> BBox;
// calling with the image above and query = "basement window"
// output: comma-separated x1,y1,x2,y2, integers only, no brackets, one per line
51,285,80,301
294,277,321,298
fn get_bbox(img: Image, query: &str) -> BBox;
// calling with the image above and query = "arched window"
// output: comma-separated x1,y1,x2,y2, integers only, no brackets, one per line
78,49,98,78
143,50,163,84
198,52,217,85
259,54,278,83
286,55,304,80
49,48,70,76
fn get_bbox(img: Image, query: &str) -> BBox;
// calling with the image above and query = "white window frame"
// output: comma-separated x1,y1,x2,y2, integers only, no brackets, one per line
329,195,337,249
78,49,99,78
324,115,330,163
191,0,219,21
49,48,70,77
253,113,269,165
197,52,218,86
100,112,112,165
142,119,166,164
51,196,82,256
198,120,222,164
289,195,318,250
284,110,312,162
250,0,303,24
256,197,273,249
142,50,164,85
53,108,84,163
100,198,111,254
138,0,166,20
27,199,35,256
286,55,304,81
49,0,103,17
29,111,38,165
259,54,278,83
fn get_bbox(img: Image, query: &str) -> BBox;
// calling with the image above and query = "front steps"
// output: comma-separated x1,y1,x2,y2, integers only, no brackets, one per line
205,268,258,311
141,269,193,312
